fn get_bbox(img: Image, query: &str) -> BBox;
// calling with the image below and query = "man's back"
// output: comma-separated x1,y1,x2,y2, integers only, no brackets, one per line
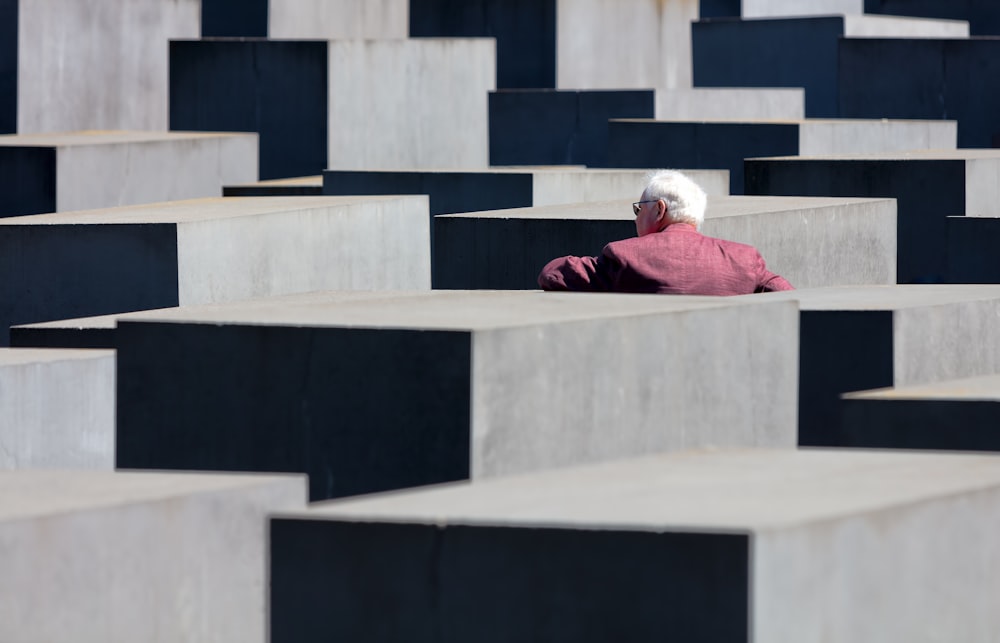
538,224,793,295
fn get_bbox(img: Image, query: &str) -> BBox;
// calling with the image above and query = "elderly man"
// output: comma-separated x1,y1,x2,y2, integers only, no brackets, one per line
537,170,793,295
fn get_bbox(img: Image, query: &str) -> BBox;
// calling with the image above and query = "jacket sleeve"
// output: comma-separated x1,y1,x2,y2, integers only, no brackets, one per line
537,254,614,291
753,252,795,292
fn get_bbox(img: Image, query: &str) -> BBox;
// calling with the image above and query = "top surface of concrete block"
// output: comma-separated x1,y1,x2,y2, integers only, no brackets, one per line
0,347,111,367
111,290,761,331
0,469,305,522
295,448,1000,530
751,148,1000,161
0,195,416,225
744,284,1000,310
0,130,254,148
844,373,1000,401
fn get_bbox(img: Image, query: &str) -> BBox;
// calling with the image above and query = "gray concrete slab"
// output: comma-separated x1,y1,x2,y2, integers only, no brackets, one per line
270,448,1000,642
171,38,495,179
323,167,729,218
745,149,1000,283
111,290,797,500
0,130,258,217
0,196,430,345
839,374,1000,451
0,469,305,643
12,0,200,133
606,117,957,193
735,284,1000,446
693,16,968,117
434,195,895,290
0,349,114,469
223,175,323,197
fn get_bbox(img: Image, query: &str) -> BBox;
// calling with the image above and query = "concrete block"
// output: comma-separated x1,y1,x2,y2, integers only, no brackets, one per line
947,216,1000,283
8,0,199,134
170,38,495,179
411,0,698,89
223,176,323,197
737,285,1000,446
489,89,804,167
840,374,1000,451
693,16,968,117
839,37,1000,148
745,149,1000,284
0,196,430,345
202,0,407,38
434,195,895,290
113,290,798,500
323,167,729,218
606,118,956,194
270,449,1000,642
0,470,305,643
0,130,258,218
0,349,114,469
864,0,1000,36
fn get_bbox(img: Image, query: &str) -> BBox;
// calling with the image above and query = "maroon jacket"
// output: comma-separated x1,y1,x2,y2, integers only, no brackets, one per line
537,224,793,295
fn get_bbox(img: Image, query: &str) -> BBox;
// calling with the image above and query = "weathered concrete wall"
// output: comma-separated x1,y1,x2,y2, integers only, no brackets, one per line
0,349,114,469
270,449,1000,642
433,195,895,290
112,291,797,499
0,196,430,345
269,0,408,38
557,0,698,89
0,470,305,643
17,0,199,133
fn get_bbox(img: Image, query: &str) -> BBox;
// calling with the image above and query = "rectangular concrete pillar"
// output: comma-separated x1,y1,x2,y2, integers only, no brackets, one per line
693,16,968,117
839,37,1000,147
112,290,798,500
0,131,257,217
11,0,199,134
270,449,1000,642
434,196,895,290
606,118,956,194
745,150,1000,283
0,470,305,643
840,374,1000,451
738,285,1000,446
0,348,114,469
0,195,430,345
170,38,495,179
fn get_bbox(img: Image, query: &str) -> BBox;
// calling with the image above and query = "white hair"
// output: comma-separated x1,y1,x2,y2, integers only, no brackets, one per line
643,170,707,228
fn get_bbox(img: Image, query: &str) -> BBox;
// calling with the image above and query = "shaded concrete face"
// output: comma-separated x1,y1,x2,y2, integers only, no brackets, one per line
557,0,697,89
0,471,305,643
433,196,894,290
946,216,1000,283
112,291,797,499
326,39,494,170
274,450,1000,642
864,0,1000,36
17,0,199,133
839,38,1000,148
0,0,15,133
0,349,114,469
410,0,556,88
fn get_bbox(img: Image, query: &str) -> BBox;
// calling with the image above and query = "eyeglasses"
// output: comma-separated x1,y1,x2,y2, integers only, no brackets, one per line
632,200,659,216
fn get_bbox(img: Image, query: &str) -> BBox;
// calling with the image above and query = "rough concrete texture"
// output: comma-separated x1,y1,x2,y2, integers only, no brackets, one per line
745,149,1000,283
606,118,957,194
271,449,1000,642
737,285,1000,445
0,470,305,643
0,348,114,469
112,290,797,500
327,39,495,170
0,131,258,217
655,88,805,119
557,0,698,89
839,374,1000,451
269,0,408,38
324,168,728,218
742,0,863,16
433,195,895,290
15,0,199,133
0,196,430,345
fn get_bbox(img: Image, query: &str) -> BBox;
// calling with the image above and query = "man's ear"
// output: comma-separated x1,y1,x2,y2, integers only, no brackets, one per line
657,199,668,222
